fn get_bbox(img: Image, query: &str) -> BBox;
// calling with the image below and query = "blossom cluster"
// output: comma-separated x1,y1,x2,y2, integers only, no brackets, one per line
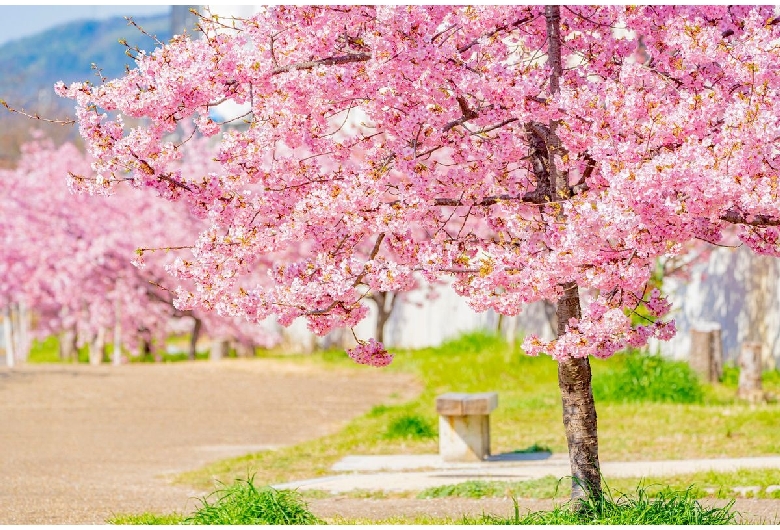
347,338,394,367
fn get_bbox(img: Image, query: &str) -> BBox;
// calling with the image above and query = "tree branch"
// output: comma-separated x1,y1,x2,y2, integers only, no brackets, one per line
720,210,780,227
272,53,371,75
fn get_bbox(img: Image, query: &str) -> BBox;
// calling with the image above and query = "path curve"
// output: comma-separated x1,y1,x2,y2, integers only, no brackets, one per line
0,360,418,524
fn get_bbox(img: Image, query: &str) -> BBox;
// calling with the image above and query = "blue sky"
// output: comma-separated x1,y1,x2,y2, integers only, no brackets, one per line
0,5,171,47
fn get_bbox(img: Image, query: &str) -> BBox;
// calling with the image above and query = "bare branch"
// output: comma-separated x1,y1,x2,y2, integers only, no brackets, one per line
1,99,75,125
272,53,371,75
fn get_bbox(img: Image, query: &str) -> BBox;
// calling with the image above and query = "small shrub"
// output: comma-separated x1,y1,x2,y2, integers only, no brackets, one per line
383,414,436,439
185,478,321,525
593,351,703,404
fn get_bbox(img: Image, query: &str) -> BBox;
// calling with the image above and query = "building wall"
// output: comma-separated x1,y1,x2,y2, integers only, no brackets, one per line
652,246,779,369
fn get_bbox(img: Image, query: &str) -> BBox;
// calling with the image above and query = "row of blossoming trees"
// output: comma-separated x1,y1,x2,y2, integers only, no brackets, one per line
43,5,780,500
0,135,279,366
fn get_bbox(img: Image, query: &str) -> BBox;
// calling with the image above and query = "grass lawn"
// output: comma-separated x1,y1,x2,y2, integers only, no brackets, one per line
174,332,780,492
110,477,740,525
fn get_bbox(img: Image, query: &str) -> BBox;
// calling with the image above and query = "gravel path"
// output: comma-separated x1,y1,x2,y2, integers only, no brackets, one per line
0,360,417,524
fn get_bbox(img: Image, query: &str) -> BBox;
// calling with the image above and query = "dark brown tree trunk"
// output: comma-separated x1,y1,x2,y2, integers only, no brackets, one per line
545,6,601,501
189,317,202,361
557,282,601,500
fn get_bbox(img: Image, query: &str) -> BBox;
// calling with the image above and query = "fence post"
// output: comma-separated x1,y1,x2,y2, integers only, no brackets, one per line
689,323,723,382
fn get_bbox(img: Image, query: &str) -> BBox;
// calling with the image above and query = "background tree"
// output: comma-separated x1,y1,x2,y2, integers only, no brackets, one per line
58,5,780,500
0,137,279,363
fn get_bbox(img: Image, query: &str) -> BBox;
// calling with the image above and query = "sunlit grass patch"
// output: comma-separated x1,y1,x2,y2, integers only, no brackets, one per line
418,475,566,500
383,414,436,439
593,350,704,404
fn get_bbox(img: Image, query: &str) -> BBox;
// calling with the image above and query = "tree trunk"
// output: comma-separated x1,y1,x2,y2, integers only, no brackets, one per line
189,317,202,361
210,338,229,361
737,341,764,402
59,329,78,362
3,306,14,368
88,328,106,366
113,300,122,366
14,302,30,363
371,291,396,344
542,5,601,501
139,333,156,361
557,282,601,500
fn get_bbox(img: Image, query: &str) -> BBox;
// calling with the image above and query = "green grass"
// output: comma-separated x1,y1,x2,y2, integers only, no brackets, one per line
479,487,737,525
27,336,62,363
722,363,780,393
174,331,780,491
110,481,739,525
416,467,780,501
26,334,213,363
419,475,566,500
383,414,436,439
593,350,704,403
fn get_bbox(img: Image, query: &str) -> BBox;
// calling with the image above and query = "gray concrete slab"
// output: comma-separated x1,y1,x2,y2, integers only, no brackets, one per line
273,454,780,494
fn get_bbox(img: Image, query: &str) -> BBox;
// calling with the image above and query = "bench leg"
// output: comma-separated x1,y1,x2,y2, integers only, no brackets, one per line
439,414,490,462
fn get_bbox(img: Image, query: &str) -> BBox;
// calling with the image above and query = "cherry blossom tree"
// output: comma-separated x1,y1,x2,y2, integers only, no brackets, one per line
0,137,279,362
57,5,780,499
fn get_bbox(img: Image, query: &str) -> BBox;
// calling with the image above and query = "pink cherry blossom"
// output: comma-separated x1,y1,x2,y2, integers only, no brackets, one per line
54,6,780,364
347,338,393,367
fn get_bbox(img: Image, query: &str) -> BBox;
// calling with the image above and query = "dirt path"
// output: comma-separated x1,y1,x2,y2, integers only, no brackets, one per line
0,360,418,524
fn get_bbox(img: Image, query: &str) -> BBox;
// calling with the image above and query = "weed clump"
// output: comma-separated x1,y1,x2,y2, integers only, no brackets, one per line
593,351,703,404
477,486,737,525
185,478,321,525
383,414,436,439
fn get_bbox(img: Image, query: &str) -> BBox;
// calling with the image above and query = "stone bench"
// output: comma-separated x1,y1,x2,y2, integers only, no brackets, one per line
436,392,498,462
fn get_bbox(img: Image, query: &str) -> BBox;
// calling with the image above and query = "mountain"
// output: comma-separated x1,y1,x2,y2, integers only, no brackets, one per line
0,13,173,108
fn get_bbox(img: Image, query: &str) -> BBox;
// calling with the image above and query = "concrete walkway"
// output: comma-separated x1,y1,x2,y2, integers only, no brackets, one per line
274,453,780,494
